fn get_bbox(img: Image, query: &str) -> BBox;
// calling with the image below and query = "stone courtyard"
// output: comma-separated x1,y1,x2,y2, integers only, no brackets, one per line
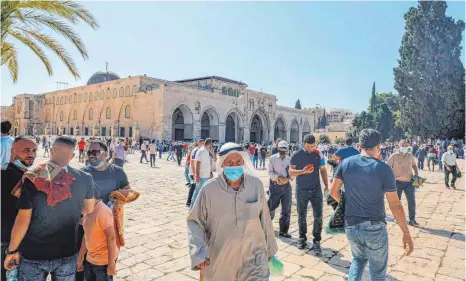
50,150,465,281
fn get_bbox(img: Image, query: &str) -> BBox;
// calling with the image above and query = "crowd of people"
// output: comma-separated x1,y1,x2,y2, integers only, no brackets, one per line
0,117,464,281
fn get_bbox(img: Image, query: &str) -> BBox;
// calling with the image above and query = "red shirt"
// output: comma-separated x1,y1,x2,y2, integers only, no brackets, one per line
248,145,256,155
78,141,86,150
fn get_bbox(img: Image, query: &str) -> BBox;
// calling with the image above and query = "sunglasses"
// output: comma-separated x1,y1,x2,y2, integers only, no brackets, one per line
87,150,103,156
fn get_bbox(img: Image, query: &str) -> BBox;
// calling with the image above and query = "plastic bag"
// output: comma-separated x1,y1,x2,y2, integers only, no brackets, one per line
268,256,284,276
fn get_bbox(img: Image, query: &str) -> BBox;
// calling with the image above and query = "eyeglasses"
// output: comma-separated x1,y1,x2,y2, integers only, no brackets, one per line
87,150,102,156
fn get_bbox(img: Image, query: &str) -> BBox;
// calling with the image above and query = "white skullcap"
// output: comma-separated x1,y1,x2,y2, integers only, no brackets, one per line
278,141,289,148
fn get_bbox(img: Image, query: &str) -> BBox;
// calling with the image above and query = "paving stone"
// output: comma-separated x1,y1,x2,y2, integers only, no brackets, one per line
153,272,196,281
392,256,440,279
283,253,321,268
388,270,433,281
293,267,325,279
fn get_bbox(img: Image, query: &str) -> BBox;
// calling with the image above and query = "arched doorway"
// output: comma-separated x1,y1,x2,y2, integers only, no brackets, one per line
201,112,210,140
274,117,286,141
171,104,193,141
225,111,243,142
290,119,299,143
200,108,220,141
250,114,264,143
302,120,311,140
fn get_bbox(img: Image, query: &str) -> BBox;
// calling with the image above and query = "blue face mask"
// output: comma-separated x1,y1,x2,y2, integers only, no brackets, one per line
400,147,409,154
224,166,244,181
13,158,29,170
89,161,105,169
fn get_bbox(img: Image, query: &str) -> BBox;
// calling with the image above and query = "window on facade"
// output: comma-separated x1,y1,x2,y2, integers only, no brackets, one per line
221,86,226,94
106,89,111,99
60,111,64,121
84,93,88,102
73,110,77,120
89,93,93,101
119,87,124,97
88,109,93,120
74,94,77,103
228,88,233,96
60,97,63,105
78,94,82,102
132,85,137,94
113,89,117,98
65,96,68,104
100,90,104,100
106,107,111,119
125,86,130,97
125,105,130,118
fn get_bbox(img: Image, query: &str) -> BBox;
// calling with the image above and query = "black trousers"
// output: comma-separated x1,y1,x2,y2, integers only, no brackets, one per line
267,182,292,234
186,175,196,205
176,153,182,165
445,165,458,186
84,261,113,281
140,151,148,163
296,188,323,242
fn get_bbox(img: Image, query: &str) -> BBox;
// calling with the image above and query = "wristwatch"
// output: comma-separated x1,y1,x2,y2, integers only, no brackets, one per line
5,248,19,256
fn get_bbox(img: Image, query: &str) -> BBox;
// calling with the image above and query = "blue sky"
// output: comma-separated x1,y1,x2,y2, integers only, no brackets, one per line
1,1,464,112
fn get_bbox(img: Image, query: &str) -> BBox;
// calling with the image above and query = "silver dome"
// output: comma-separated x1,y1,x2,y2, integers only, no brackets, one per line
87,70,120,85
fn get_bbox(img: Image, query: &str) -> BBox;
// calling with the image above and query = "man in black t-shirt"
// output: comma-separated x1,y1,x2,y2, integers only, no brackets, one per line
1,136,37,281
289,134,328,254
4,136,95,281
175,142,183,166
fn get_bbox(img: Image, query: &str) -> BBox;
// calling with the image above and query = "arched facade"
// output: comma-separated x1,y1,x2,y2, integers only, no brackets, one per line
290,118,299,143
302,120,311,140
171,104,194,140
274,116,287,141
224,109,244,143
200,106,220,141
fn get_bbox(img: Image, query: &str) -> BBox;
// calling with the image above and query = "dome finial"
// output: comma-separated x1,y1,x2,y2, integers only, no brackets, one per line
105,61,108,71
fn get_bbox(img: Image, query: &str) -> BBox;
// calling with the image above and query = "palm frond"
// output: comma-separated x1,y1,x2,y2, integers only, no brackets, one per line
21,29,80,79
1,42,18,82
9,30,52,76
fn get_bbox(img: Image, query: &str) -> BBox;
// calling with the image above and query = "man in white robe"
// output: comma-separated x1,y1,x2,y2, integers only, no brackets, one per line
187,143,278,281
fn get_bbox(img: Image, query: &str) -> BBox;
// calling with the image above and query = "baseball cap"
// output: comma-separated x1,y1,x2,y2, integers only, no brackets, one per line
303,134,316,144
205,138,212,145
278,141,289,148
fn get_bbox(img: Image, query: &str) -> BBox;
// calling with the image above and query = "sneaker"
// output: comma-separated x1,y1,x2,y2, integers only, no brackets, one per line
452,184,456,190
279,232,292,239
297,238,307,250
312,241,322,255
408,220,419,227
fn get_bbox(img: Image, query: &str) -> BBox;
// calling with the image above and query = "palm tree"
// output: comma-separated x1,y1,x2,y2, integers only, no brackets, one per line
1,0,99,82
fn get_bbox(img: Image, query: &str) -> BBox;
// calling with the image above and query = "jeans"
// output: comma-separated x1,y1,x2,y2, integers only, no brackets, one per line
140,151,148,163
150,154,156,167
167,151,175,161
427,158,435,171
114,158,124,168
84,261,113,281
253,156,258,168
184,167,191,183
158,150,163,159
18,254,78,281
396,181,415,221
268,182,292,234
190,178,209,208
260,156,266,168
444,165,457,186
345,221,388,281
417,158,424,170
176,153,182,165
438,160,443,171
296,187,323,242
186,176,196,206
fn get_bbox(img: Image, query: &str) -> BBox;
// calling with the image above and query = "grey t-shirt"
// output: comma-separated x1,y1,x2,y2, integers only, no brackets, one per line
82,164,129,204
336,155,397,226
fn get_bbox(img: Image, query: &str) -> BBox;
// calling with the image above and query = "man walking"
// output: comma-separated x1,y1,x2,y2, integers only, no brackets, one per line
175,141,183,166
259,144,267,169
140,141,149,164
442,145,458,189
268,141,292,238
186,142,200,207
334,137,359,163
4,135,95,281
330,129,413,281
78,137,86,163
387,140,419,226
149,140,158,167
415,145,426,170
290,134,328,254
1,136,37,280
191,138,213,207
112,139,126,168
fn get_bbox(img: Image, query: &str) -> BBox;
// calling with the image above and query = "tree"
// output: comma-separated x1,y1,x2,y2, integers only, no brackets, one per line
1,1,99,82
394,1,465,138
369,82,376,113
318,134,331,144
335,137,345,145
374,103,394,141
352,111,375,137
294,99,302,109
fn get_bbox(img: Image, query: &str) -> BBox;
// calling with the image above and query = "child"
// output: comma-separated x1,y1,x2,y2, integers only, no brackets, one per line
77,199,119,281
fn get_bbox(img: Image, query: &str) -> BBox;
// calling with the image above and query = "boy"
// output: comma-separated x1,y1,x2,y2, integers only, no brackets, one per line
77,199,119,281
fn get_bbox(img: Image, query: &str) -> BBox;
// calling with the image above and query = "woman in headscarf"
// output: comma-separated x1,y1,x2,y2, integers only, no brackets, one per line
187,142,277,281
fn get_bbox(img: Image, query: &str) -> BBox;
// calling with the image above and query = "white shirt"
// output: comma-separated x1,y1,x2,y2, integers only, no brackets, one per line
110,142,116,152
441,151,457,166
189,147,199,175
141,143,147,151
195,147,211,178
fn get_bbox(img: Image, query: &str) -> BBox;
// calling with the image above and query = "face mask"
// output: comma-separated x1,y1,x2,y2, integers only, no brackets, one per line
400,147,408,154
224,166,244,181
279,150,287,156
89,161,105,169
13,158,29,170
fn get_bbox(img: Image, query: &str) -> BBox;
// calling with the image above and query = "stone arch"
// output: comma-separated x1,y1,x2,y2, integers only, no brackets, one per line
199,106,220,141
302,119,311,140
290,118,300,143
224,108,244,143
171,103,194,141
274,115,287,141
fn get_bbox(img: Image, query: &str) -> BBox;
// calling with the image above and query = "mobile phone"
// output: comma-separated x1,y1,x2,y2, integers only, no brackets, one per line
306,164,314,169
